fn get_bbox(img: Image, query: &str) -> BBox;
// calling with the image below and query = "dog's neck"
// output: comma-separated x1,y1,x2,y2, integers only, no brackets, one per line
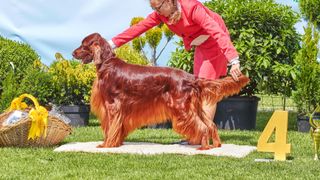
95,55,118,78
101,40,116,60
94,40,115,67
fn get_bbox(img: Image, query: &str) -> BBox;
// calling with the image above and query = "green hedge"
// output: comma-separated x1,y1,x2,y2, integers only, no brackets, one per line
0,60,54,111
0,36,41,111
0,36,40,95
18,60,55,106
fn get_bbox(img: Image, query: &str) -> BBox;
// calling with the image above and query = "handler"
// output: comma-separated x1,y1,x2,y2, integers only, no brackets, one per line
108,0,241,80
107,0,242,133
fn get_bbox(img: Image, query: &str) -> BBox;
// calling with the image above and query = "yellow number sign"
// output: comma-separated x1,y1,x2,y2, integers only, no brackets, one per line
257,110,291,161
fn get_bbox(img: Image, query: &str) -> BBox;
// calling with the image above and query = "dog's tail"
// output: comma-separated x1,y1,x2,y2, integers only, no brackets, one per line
198,75,250,104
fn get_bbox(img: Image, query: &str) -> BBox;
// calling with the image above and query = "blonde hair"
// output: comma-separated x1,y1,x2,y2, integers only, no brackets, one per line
150,0,181,24
150,0,177,9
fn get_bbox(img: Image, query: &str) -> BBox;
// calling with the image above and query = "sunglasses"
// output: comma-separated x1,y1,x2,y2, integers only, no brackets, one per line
152,0,166,12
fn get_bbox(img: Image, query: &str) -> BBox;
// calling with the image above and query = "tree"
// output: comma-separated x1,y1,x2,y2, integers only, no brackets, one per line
299,0,320,27
130,17,174,66
293,22,320,115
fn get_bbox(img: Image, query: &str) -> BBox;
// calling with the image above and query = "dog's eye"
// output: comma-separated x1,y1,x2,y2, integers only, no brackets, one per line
82,46,90,51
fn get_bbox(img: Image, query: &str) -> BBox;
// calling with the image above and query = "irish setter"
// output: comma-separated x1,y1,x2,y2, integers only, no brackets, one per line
73,33,249,150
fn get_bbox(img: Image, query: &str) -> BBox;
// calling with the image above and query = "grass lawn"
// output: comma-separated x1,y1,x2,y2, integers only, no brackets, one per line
0,111,318,179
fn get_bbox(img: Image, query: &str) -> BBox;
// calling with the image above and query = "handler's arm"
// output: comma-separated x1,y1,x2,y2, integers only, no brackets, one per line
111,12,162,48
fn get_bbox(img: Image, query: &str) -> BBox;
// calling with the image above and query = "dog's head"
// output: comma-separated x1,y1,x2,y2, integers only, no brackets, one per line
72,33,115,65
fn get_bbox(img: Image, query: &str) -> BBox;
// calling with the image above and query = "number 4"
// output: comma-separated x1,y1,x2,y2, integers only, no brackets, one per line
257,110,291,161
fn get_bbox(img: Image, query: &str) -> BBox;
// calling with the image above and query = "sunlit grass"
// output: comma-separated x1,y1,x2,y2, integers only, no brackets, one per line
0,111,317,179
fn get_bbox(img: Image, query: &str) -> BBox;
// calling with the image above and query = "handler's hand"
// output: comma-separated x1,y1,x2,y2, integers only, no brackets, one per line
229,63,241,81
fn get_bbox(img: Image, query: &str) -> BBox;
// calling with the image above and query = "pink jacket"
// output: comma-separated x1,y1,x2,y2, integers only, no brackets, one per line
112,0,238,62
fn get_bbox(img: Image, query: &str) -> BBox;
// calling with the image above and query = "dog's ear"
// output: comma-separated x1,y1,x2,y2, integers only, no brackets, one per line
91,43,103,65
100,38,115,60
89,35,115,65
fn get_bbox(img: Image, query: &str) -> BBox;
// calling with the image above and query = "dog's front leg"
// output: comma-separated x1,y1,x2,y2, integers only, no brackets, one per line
104,114,126,148
97,117,124,148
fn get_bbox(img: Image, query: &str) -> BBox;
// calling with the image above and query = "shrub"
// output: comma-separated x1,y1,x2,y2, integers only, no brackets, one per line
206,0,301,96
293,22,320,115
0,70,19,111
0,60,55,112
0,36,40,95
167,41,194,73
299,0,320,27
17,60,55,106
48,53,96,105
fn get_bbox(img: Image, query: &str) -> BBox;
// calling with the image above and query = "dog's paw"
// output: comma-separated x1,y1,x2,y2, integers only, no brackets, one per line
197,146,213,150
213,143,221,148
96,143,107,148
212,143,221,148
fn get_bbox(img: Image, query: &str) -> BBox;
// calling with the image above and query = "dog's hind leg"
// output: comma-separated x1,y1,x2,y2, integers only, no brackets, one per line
195,120,212,150
174,114,213,150
202,101,221,148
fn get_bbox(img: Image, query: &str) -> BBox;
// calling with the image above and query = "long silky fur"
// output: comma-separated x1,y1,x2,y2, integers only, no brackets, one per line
73,33,250,149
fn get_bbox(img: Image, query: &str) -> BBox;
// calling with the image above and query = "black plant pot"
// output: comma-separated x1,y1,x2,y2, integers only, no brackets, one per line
147,121,172,129
213,96,260,130
297,116,310,133
60,105,90,127
298,113,320,133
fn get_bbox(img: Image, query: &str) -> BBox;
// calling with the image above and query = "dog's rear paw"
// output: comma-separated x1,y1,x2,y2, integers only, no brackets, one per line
197,145,213,150
96,143,107,148
213,143,221,148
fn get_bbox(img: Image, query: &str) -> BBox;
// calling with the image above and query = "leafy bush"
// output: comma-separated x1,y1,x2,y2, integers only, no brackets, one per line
293,22,320,115
0,60,55,112
115,44,149,65
0,36,40,95
207,0,301,96
17,60,55,106
299,0,320,27
167,41,194,73
169,0,301,97
48,53,96,105
0,70,19,111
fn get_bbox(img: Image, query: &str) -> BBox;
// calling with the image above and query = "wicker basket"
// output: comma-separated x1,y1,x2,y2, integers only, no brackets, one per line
0,94,72,147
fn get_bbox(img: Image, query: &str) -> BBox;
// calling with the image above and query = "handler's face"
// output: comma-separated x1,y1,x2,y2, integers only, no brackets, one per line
150,0,173,17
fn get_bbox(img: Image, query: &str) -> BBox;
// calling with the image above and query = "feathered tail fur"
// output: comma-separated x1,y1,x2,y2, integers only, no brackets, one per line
198,75,250,105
